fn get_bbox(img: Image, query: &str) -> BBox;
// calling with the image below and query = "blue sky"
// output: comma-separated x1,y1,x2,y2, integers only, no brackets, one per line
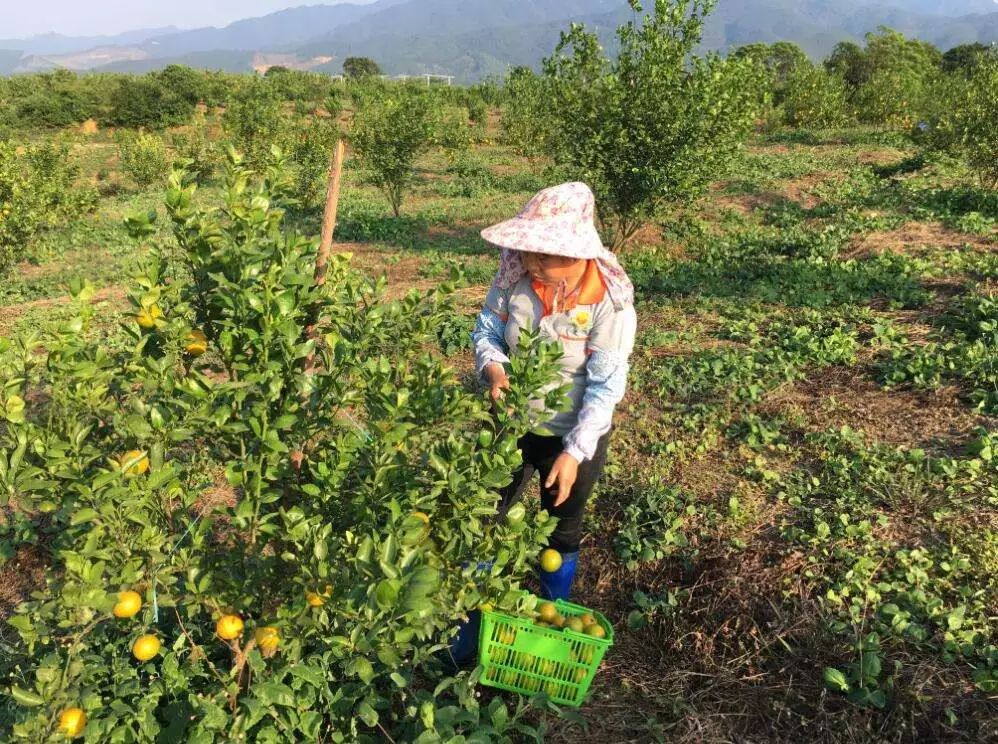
2,1,373,39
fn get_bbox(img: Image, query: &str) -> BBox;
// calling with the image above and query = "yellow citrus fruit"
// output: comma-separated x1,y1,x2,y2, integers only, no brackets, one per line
136,304,163,330
184,329,208,357
305,585,331,607
584,623,607,639
537,602,558,624
254,626,280,655
112,590,142,619
132,634,161,662
544,681,560,697
539,549,562,573
216,614,244,641
552,614,566,629
565,617,585,633
580,613,596,627
574,667,588,683
118,450,149,477
58,707,86,738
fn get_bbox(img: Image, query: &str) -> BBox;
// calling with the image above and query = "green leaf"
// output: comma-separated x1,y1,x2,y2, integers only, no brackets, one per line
252,681,296,707
10,686,43,707
375,580,399,609
823,667,849,693
70,508,99,525
287,664,326,690
356,700,378,727
947,605,966,631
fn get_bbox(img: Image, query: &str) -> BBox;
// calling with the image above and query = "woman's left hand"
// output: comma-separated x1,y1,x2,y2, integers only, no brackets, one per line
545,452,580,507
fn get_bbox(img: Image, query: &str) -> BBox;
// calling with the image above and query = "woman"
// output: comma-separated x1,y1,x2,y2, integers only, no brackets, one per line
473,181,637,601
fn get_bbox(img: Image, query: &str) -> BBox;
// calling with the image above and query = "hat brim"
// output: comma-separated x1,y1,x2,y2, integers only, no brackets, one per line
481,216,604,259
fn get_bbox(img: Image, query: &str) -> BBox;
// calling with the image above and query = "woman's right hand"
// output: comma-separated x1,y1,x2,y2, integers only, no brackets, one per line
483,363,510,403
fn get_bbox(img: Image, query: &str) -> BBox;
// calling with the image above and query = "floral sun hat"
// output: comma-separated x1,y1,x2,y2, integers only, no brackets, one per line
481,182,635,311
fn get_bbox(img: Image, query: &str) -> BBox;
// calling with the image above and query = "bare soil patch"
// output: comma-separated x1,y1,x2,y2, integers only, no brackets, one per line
847,221,996,259
762,366,989,455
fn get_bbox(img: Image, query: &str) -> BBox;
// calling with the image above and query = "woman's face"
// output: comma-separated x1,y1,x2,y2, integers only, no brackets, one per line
521,252,585,284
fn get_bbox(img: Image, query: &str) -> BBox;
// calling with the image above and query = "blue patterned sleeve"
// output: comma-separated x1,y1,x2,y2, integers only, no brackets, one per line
563,305,637,462
471,307,510,381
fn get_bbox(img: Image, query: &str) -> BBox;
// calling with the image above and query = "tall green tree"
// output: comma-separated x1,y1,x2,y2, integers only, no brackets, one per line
539,0,766,248
825,41,869,88
922,58,998,187
343,57,382,79
942,43,996,75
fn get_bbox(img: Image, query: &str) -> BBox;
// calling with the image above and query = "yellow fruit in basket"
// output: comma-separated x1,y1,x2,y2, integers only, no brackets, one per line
113,590,142,618
574,667,588,683
537,601,558,623
539,549,562,572
584,623,606,639
497,627,517,645
552,614,566,628
580,613,596,627
545,681,560,697
565,617,585,633
580,647,594,663
58,707,86,738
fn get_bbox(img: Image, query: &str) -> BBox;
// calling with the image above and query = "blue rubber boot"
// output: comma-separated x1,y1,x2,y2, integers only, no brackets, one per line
448,610,482,667
446,560,493,667
539,551,578,601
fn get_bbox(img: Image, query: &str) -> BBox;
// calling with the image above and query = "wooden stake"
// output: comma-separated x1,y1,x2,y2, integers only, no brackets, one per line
314,138,347,289
303,138,346,375
294,139,347,472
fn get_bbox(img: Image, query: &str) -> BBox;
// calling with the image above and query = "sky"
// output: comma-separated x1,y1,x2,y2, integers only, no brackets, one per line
0,1,371,39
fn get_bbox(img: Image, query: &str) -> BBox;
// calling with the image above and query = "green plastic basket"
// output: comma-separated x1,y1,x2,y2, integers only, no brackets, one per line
478,598,614,707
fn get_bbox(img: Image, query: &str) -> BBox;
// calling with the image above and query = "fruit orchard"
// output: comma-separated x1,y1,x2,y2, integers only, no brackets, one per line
1,2,997,741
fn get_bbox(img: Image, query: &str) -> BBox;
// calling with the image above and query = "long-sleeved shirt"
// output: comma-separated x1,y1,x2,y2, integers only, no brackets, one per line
472,271,636,462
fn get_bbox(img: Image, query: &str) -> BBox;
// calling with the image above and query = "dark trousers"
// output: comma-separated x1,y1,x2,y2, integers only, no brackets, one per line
498,431,611,553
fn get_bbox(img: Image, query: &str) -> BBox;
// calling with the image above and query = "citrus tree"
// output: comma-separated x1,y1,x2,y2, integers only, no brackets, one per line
349,87,439,217
832,28,943,128
538,0,767,248
920,58,998,188
116,131,170,189
0,151,567,740
0,138,97,276
500,67,554,165
222,77,288,167
780,63,850,128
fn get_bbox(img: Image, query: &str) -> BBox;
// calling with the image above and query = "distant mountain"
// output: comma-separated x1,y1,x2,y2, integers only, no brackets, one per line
1,0,995,80
139,2,390,58
895,0,997,15
0,28,180,56
296,0,998,80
